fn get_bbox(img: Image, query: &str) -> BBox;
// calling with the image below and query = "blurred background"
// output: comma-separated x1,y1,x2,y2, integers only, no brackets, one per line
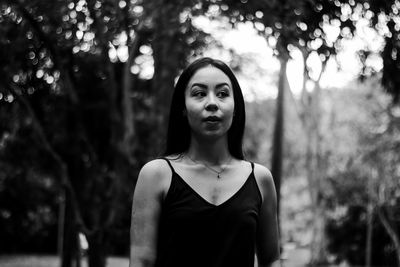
0,0,400,267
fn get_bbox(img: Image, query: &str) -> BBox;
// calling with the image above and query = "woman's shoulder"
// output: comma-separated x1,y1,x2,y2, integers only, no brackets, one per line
252,162,273,181
138,158,173,185
250,162,276,202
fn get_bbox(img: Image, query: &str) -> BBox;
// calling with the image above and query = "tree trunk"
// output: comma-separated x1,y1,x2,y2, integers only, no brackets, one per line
151,3,186,152
87,232,108,267
121,34,140,161
298,53,329,265
61,201,80,267
365,203,373,267
271,56,288,217
309,206,328,266
366,168,375,267
58,189,66,262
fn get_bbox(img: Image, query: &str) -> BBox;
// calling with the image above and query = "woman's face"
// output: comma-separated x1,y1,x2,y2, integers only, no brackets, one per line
184,66,235,140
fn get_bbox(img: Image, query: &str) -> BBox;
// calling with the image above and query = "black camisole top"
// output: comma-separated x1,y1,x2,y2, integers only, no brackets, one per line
155,159,262,267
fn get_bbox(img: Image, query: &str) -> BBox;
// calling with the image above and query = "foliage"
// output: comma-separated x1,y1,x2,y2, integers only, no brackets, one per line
365,0,400,103
0,151,59,254
0,0,210,266
326,204,397,266
323,79,400,265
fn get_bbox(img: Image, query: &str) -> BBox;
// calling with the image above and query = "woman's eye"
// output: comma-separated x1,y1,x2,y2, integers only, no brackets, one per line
192,90,206,97
217,90,230,98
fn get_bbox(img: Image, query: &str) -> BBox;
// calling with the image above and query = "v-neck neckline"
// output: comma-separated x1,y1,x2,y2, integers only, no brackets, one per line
173,170,254,208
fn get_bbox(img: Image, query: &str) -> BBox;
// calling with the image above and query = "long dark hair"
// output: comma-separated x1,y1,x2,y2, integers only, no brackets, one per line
163,57,246,159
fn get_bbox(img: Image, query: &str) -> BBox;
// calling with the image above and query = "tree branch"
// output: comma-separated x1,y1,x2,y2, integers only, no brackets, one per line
11,0,79,104
377,206,400,261
5,81,91,235
11,0,111,176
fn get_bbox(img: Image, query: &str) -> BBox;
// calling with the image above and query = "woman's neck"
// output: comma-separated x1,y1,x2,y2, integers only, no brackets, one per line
186,136,231,165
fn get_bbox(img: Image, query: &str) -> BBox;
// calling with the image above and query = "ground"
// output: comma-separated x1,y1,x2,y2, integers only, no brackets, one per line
0,247,311,267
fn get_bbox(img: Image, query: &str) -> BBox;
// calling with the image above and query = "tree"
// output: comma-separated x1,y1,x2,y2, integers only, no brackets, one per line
363,0,400,103
204,0,358,263
322,80,400,266
0,0,212,266
362,104,400,265
146,0,210,150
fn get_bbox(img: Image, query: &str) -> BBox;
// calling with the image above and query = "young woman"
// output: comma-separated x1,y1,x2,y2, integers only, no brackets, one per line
130,57,280,267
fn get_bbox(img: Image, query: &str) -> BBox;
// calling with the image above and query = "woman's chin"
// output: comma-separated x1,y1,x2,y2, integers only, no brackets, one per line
193,130,228,141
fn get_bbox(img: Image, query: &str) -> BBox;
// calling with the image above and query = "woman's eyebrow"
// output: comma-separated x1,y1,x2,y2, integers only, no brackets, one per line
190,83,207,89
190,82,230,89
216,82,230,88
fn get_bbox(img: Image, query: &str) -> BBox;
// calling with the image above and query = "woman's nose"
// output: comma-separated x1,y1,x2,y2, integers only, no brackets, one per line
205,94,218,111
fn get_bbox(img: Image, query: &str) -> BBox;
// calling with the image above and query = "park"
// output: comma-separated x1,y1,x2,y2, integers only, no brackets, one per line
0,0,399,266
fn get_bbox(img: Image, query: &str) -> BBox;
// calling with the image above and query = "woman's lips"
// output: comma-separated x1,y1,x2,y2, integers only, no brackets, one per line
203,116,222,122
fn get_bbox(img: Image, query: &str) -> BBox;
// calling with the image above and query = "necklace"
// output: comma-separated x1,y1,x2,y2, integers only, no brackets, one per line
186,155,233,179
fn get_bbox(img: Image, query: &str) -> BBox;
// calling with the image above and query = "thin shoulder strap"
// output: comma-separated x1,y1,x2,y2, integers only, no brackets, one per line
250,161,263,206
160,157,176,174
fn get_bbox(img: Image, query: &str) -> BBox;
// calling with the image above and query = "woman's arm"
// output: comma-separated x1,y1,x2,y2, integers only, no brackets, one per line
254,163,281,267
129,159,171,267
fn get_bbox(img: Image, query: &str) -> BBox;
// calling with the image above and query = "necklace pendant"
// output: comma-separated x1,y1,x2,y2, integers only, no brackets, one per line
217,173,220,179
